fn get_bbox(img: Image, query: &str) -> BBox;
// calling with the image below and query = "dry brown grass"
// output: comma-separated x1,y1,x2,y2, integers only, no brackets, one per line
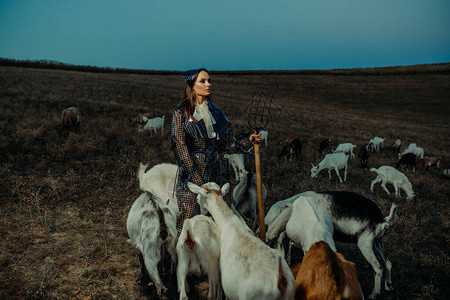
0,65,449,299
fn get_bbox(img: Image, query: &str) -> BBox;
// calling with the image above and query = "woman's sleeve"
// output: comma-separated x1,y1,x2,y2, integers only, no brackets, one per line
222,125,254,155
171,109,203,185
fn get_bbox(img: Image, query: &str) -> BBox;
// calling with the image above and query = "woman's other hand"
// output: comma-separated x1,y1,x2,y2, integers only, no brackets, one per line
250,132,263,145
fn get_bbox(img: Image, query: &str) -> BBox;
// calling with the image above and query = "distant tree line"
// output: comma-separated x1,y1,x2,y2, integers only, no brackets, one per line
1,57,449,76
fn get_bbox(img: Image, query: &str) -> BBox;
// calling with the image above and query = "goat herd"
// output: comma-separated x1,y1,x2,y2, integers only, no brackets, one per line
60,108,447,299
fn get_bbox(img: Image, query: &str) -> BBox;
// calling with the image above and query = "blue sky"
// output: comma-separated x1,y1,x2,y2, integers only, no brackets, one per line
1,0,449,71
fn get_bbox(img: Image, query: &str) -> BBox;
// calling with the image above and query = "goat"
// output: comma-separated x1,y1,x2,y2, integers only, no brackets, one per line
319,139,331,154
177,215,222,300
138,163,178,214
417,156,441,171
277,195,336,265
129,113,153,126
310,152,349,183
278,144,294,161
358,145,369,168
292,241,364,300
232,171,267,229
390,137,401,153
60,107,80,133
223,153,245,181
400,143,424,160
188,182,295,300
264,191,398,299
141,115,165,137
126,192,178,297
395,153,417,172
333,143,357,159
370,165,415,200
368,137,384,152
260,130,268,146
280,135,302,160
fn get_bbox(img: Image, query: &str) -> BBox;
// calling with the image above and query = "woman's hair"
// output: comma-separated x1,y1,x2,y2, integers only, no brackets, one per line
181,68,210,122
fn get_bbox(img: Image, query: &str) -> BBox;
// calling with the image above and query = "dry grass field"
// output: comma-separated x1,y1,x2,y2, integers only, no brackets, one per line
0,64,449,299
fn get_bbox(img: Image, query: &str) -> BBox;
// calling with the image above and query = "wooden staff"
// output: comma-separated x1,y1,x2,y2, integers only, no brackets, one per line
253,138,266,242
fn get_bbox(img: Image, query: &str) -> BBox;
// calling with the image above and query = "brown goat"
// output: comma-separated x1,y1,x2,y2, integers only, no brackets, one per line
292,241,363,300
61,107,80,133
417,156,441,170
129,113,154,126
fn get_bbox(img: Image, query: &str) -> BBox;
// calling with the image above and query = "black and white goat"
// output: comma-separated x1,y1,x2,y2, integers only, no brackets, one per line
126,192,178,297
263,191,398,299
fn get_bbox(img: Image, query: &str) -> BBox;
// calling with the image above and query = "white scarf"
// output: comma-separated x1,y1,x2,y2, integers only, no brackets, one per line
193,100,216,138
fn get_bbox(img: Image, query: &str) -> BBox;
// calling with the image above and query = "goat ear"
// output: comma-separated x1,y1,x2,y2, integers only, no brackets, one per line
221,183,230,196
187,182,205,196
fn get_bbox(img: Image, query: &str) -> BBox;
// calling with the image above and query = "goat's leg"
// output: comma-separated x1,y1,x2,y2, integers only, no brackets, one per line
381,181,391,195
328,169,332,179
334,167,343,183
176,248,190,300
137,252,151,285
344,164,348,182
393,184,400,198
357,234,383,299
370,176,381,192
374,239,394,291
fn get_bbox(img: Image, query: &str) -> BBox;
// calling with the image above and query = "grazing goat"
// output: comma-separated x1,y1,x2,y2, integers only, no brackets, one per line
417,156,441,171
141,116,165,136
177,215,222,300
223,153,245,181
395,153,417,172
400,143,424,160
390,137,401,153
358,145,369,168
334,143,357,159
292,241,364,300
370,165,415,200
188,182,295,300
232,171,267,229
60,107,80,133
138,163,178,214
126,192,178,297
260,130,268,146
368,137,384,152
310,152,349,183
280,135,302,160
277,195,336,264
278,144,294,161
264,191,398,299
319,139,331,154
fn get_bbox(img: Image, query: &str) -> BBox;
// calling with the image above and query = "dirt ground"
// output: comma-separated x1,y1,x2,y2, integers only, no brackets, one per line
0,64,449,299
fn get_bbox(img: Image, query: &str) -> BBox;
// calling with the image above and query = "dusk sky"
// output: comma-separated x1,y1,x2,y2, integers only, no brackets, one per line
1,0,449,71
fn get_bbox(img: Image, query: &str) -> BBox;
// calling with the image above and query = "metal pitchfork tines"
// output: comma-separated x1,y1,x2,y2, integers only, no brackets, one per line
246,89,273,243
247,89,273,134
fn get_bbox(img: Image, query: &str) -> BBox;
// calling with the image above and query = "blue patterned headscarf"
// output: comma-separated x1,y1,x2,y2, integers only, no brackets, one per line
182,68,202,87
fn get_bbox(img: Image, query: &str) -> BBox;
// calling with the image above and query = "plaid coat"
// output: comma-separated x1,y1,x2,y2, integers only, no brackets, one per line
171,100,252,232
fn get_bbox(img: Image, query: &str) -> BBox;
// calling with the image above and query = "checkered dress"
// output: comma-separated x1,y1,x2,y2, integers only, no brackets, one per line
171,100,253,233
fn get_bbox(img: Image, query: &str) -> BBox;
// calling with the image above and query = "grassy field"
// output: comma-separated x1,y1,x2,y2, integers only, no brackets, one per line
0,64,449,299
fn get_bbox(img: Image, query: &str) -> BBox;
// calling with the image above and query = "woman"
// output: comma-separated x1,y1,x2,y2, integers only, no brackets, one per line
171,68,262,233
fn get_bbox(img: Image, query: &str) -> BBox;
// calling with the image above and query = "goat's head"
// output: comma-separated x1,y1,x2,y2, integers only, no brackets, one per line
187,182,230,215
310,164,320,178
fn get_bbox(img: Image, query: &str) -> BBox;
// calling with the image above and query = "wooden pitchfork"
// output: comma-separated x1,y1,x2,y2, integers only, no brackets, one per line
247,89,273,242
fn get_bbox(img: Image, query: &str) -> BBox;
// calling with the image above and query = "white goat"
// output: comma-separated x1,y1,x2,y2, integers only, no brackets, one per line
223,153,245,181
310,152,349,183
370,165,415,200
138,163,178,214
141,115,165,136
333,143,357,159
368,137,385,152
126,192,178,297
260,130,268,146
177,215,222,300
278,195,336,260
232,171,267,227
188,182,295,300
400,143,424,160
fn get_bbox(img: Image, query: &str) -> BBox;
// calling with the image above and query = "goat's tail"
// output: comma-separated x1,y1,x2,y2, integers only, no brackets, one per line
138,163,148,188
375,203,398,238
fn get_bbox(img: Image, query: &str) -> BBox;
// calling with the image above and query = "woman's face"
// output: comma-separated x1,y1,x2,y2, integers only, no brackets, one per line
193,70,211,98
